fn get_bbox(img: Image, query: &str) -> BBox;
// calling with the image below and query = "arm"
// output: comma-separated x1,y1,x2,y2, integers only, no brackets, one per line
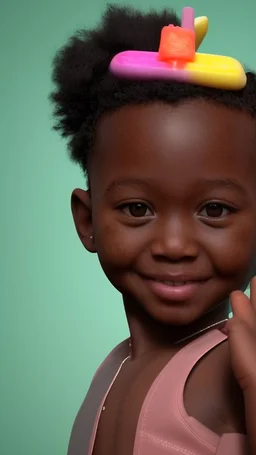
226,278,256,455
244,388,256,455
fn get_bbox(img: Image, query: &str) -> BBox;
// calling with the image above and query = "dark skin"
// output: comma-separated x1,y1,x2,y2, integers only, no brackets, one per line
72,100,256,455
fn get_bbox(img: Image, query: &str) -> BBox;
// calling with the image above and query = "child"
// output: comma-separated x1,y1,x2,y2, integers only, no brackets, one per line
51,5,256,455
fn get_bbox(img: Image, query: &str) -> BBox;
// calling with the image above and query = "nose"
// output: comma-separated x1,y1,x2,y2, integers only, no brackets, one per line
150,216,199,262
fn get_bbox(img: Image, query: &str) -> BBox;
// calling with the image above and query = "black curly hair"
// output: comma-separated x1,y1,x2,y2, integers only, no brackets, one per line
51,4,256,177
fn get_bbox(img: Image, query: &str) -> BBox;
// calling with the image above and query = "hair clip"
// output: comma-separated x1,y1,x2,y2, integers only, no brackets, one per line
109,7,246,90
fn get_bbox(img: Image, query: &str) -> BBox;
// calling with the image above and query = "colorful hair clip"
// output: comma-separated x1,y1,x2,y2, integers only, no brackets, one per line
109,7,246,90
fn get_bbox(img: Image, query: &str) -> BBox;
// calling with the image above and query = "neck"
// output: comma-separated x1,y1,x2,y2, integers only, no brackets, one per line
123,297,229,359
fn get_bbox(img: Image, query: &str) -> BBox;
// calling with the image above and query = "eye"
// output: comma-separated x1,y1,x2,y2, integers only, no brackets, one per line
121,202,153,217
199,203,231,218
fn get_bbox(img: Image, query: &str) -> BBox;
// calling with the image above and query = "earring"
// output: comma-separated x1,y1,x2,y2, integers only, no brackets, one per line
89,235,94,240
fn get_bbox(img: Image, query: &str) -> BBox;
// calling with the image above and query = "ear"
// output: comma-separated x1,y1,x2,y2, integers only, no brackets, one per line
71,188,96,253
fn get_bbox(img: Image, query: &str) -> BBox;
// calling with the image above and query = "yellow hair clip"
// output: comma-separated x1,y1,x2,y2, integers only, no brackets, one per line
194,16,208,50
110,7,246,91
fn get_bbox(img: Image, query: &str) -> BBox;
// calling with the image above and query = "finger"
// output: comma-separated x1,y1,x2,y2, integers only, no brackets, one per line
230,290,255,331
226,316,256,391
249,276,256,312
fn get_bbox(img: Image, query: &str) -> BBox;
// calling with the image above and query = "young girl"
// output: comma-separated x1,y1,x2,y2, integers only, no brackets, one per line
51,5,256,455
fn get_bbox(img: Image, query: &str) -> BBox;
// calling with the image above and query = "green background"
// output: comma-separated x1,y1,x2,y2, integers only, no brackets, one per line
1,0,255,454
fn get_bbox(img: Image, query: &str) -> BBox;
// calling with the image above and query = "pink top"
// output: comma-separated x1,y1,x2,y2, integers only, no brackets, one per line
67,329,248,455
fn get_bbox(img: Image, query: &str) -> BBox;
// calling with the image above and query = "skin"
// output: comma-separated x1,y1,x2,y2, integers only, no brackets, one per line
226,285,256,454
71,100,256,454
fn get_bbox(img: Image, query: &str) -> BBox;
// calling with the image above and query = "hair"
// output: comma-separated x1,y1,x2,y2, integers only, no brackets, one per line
50,4,256,177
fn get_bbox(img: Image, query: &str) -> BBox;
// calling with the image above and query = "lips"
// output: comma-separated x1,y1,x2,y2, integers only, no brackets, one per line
145,273,208,282
153,279,196,287
142,274,209,302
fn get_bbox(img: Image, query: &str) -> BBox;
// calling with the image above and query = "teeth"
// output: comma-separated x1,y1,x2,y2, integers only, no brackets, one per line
158,280,192,286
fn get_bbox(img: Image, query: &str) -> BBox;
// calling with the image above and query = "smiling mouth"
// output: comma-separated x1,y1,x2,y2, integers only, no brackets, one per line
153,279,199,286
144,277,209,302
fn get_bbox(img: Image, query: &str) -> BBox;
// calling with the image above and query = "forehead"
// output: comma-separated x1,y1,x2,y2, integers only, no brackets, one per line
90,101,256,189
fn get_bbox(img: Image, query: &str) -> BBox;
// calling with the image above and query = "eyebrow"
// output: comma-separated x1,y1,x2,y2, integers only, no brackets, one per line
106,177,245,192
105,178,155,193
200,178,247,195
105,177,248,197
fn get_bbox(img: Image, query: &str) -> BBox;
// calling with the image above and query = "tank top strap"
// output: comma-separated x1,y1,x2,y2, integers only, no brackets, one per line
216,434,249,455
134,329,227,454
67,338,130,455
172,328,228,389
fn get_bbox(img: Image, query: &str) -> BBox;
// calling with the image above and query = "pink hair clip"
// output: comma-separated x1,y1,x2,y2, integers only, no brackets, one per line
109,7,246,90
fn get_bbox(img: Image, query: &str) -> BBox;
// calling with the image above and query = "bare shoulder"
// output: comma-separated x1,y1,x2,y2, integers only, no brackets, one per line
184,339,246,435
217,341,246,434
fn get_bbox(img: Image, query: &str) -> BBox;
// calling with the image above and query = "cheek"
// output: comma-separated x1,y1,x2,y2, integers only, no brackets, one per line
93,216,144,268
206,220,256,276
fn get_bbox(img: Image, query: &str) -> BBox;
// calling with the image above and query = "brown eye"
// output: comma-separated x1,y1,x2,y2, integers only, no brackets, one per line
122,203,152,217
200,203,229,218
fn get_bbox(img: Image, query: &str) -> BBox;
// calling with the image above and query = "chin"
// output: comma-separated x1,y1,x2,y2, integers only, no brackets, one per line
145,302,207,326
109,274,228,326
125,289,209,326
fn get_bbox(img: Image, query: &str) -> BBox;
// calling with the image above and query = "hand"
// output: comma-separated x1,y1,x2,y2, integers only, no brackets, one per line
226,277,256,393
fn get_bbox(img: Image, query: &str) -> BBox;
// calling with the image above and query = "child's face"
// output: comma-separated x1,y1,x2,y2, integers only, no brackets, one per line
74,100,256,326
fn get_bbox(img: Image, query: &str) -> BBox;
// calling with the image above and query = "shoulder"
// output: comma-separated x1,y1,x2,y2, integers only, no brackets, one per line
205,340,246,434
67,338,129,455
92,338,130,380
